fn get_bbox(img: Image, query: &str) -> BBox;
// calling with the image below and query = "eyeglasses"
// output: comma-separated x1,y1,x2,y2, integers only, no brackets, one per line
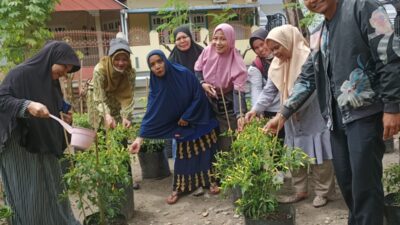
175,35,190,42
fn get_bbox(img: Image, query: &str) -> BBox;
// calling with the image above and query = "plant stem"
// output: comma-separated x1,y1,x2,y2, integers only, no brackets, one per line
95,138,106,225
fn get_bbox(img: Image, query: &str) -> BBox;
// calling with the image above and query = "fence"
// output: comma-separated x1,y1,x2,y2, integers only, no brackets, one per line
53,30,117,66
127,25,251,46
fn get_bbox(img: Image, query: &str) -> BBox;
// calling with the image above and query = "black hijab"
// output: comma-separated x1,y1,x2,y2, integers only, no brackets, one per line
249,28,269,51
249,28,271,80
0,41,80,156
168,25,204,73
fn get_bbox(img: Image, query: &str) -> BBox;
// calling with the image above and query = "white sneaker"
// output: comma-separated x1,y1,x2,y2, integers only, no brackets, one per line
192,187,204,196
312,195,328,208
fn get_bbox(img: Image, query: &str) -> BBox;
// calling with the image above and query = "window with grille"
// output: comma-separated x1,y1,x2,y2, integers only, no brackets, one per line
151,14,206,44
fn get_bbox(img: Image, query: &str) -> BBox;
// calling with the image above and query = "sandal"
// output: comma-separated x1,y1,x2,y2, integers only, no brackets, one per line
209,185,220,195
166,191,179,204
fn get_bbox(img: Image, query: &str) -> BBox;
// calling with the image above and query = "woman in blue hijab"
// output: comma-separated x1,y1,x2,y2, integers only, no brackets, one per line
129,50,220,204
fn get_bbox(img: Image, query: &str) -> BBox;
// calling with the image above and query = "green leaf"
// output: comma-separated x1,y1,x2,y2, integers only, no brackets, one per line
0,0,59,73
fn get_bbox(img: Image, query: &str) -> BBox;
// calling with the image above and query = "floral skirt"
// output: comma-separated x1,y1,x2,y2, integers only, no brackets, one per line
173,129,218,193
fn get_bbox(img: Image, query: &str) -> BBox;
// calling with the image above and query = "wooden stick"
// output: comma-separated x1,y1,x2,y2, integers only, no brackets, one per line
79,59,83,114
238,90,243,117
273,72,287,152
60,112,74,155
219,88,232,132
59,112,87,218
219,88,234,143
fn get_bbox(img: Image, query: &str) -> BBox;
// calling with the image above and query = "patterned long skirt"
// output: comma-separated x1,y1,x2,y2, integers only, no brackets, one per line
173,129,218,193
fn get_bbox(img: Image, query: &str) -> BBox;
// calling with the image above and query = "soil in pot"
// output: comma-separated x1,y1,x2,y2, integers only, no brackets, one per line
384,193,400,225
83,213,127,225
244,204,295,225
138,151,171,179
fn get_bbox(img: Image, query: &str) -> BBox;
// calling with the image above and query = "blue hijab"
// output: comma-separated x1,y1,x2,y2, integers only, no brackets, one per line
140,50,216,139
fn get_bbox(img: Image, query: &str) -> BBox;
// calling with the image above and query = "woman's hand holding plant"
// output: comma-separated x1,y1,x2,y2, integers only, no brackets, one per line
263,113,285,136
104,114,116,129
129,137,143,154
245,110,257,123
237,116,245,132
201,83,218,99
122,118,131,128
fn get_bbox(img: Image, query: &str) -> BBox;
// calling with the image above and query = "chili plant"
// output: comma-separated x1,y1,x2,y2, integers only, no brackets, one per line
214,119,313,220
62,120,135,225
383,163,400,206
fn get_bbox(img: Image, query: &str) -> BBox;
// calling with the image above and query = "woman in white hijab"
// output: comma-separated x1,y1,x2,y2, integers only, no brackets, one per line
246,25,335,208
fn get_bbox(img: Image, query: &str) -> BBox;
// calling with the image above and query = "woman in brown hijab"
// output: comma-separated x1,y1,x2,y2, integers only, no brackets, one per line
87,38,136,130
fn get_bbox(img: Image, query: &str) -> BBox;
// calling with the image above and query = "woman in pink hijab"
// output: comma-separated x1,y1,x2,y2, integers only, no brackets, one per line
194,23,248,151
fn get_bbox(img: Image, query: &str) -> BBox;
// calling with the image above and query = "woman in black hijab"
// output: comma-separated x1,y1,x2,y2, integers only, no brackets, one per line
246,28,282,122
168,25,204,72
0,41,81,225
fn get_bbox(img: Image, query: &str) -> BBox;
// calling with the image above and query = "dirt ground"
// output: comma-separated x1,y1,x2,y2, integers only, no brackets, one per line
0,144,397,225
67,140,397,225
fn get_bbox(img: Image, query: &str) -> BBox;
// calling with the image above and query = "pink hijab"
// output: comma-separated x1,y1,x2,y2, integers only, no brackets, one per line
194,23,247,93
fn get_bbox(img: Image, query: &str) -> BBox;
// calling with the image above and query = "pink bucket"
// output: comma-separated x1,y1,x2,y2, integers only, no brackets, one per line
50,115,96,150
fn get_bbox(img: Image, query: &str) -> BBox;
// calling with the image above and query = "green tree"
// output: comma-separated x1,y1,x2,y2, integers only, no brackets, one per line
207,7,238,28
283,0,310,39
0,0,59,73
156,0,189,45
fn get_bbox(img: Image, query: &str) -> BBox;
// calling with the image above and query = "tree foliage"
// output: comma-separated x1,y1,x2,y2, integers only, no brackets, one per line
282,0,310,39
0,0,59,73
207,7,238,28
156,0,189,43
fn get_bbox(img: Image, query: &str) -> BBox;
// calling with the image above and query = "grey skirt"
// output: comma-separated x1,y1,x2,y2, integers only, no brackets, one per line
0,133,80,225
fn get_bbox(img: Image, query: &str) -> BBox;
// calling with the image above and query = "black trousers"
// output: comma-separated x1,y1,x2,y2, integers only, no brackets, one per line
331,103,385,225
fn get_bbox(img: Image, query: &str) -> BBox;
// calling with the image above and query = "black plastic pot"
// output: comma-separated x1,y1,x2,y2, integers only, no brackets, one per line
117,179,134,220
138,151,171,179
244,204,295,225
384,138,395,153
384,193,400,225
231,186,242,206
164,139,173,158
83,212,127,225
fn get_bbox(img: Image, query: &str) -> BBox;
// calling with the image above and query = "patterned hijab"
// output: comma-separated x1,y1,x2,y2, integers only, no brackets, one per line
97,50,134,107
194,23,247,93
266,25,310,101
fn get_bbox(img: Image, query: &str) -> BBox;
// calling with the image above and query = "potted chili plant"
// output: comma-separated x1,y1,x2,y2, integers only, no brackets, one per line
137,138,171,179
62,114,134,225
214,119,313,225
383,163,400,225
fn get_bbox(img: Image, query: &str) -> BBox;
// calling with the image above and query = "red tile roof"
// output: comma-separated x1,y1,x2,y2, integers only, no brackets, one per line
71,66,94,81
55,0,125,12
